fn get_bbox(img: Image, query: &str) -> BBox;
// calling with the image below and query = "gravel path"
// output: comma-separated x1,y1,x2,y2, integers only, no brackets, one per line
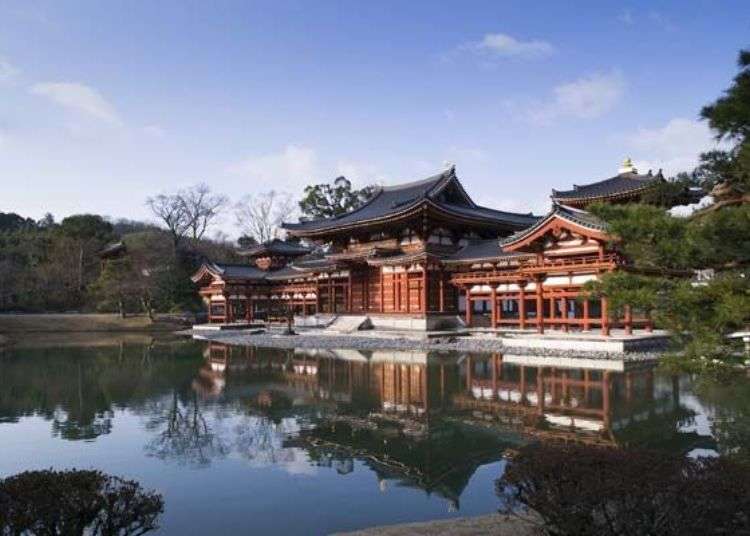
192,330,662,362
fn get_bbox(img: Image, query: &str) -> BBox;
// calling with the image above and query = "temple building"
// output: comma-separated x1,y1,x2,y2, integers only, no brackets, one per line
192,159,694,335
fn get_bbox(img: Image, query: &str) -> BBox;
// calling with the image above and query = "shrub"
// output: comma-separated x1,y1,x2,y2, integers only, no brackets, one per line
0,469,164,535
497,443,750,536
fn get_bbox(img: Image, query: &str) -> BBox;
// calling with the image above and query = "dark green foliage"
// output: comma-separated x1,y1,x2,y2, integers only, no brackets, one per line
298,176,376,219
697,49,750,195
701,49,750,142
0,469,163,535
585,202,750,365
0,213,36,232
498,443,750,536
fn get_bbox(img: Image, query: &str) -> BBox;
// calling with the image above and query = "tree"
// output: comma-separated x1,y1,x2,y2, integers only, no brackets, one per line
0,469,164,535
234,190,293,243
498,443,750,536
582,49,750,371
57,214,115,298
178,183,229,244
298,176,376,220
695,49,750,204
146,192,189,248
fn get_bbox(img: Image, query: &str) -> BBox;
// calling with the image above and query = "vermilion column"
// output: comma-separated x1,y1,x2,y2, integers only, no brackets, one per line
536,281,544,334
465,289,473,327
519,286,526,329
490,289,497,329
601,296,610,336
582,299,590,331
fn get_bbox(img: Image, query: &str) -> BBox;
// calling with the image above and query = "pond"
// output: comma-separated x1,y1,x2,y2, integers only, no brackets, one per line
1,337,748,535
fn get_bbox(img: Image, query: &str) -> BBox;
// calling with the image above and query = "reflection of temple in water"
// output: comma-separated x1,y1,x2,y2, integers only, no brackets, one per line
195,342,716,504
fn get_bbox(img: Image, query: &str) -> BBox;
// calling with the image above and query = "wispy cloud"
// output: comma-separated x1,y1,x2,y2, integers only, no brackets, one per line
449,32,555,62
227,144,318,192
627,117,721,176
30,82,121,125
618,10,634,25
0,58,19,83
527,70,625,125
143,124,166,138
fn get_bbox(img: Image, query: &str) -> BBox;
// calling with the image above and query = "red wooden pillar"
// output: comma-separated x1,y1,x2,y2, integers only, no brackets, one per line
549,295,556,330
328,276,333,313
561,296,568,332
624,305,633,335
582,299,590,331
224,292,233,323
347,272,353,313
601,296,610,336
465,289,472,327
421,266,428,313
245,292,252,322
466,355,473,393
438,271,445,313
490,289,497,329
519,286,526,329
380,269,385,313
536,281,544,334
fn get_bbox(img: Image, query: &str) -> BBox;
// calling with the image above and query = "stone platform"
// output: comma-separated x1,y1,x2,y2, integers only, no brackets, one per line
499,329,670,353
192,322,264,332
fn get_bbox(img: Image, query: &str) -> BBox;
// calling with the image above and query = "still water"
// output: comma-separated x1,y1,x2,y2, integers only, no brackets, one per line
1,337,748,534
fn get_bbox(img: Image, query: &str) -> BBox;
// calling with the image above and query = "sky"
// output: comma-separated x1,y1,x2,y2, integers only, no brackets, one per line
1,0,748,238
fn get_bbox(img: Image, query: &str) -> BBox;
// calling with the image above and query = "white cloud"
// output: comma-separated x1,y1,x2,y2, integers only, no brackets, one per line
527,70,625,125
627,117,721,176
228,144,318,192
453,32,555,61
618,10,634,25
143,124,166,138
0,58,19,83
30,82,121,124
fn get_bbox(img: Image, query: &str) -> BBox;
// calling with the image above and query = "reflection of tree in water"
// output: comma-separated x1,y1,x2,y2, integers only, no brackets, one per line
696,375,750,464
144,391,230,467
0,340,202,440
290,417,510,509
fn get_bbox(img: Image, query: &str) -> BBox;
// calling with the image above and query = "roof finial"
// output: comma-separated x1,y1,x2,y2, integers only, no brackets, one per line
618,157,637,174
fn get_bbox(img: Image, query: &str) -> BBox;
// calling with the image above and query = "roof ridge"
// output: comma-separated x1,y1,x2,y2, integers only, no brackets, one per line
380,167,452,192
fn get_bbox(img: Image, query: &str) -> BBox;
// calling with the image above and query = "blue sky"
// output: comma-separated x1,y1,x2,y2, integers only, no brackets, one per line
1,0,748,236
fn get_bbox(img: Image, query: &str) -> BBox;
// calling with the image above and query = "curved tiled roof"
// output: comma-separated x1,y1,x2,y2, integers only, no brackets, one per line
444,239,528,263
501,205,607,247
552,171,661,204
238,238,311,258
191,262,268,283
283,167,538,234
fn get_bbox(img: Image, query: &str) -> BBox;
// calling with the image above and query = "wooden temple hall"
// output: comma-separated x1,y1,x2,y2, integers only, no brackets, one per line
192,160,698,335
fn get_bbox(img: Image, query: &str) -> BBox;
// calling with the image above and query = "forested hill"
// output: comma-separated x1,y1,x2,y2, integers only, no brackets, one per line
0,212,240,314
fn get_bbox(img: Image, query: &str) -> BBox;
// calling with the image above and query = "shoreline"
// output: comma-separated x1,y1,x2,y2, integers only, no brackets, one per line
333,513,538,536
193,329,663,362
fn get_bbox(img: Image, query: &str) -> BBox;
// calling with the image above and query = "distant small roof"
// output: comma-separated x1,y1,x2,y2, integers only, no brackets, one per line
98,241,126,258
191,262,267,283
238,238,311,258
551,169,662,207
283,166,538,236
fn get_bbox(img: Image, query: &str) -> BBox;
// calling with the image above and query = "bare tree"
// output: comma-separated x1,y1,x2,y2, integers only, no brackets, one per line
179,183,229,244
146,183,228,248
234,190,294,244
145,193,189,248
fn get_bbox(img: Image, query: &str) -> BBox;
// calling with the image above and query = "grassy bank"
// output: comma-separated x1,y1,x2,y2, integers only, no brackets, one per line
0,314,189,340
